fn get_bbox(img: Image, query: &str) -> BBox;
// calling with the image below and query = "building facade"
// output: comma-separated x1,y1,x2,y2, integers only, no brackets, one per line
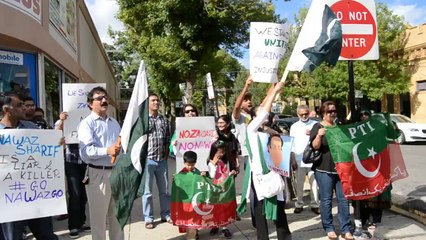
0,0,118,125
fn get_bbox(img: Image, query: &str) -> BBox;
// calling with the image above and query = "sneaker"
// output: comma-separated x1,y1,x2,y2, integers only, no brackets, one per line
161,217,173,224
69,229,79,239
311,207,320,215
79,225,91,232
222,229,233,239
294,207,303,214
209,228,219,236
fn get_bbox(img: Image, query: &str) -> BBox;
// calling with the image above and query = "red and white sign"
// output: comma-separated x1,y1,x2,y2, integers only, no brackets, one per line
0,0,42,23
328,0,379,60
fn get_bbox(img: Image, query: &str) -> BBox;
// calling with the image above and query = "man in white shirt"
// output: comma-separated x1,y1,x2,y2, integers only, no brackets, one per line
78,87,123,240
290,105,320,214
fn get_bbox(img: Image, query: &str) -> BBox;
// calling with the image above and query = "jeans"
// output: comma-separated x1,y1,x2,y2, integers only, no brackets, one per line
65,162,88,230
0,217,58,240
142,159,170,222
315,171,351,234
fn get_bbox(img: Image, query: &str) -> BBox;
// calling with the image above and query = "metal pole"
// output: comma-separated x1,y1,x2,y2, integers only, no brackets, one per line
348,60,356,123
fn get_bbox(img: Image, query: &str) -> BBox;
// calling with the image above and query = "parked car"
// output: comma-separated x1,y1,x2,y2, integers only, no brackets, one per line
390,114,426,144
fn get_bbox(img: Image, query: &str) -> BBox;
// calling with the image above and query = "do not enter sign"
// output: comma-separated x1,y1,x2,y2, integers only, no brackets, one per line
329,0,379,60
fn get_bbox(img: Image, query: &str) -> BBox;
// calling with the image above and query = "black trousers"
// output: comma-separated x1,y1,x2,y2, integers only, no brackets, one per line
251,180,292,240
65,162,88,230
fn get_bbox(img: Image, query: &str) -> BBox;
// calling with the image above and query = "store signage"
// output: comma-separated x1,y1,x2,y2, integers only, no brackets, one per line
0,50,24,65
0,0,42,23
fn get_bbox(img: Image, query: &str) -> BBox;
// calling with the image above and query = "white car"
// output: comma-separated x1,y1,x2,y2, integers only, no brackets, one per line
390,114,426,144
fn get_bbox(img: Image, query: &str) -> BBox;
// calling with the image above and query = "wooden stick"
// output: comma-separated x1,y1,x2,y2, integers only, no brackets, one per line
280,69,289,83
111,136,122,164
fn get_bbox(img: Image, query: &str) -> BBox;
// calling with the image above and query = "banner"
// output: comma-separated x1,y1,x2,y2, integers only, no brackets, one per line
62,83,106,143
0,129,66,223
250,22,289,83
175,117,216,172
171,172,236,228
258,132,293,177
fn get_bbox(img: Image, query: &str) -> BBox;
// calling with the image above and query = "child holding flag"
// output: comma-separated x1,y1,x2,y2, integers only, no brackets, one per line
207,140,236,239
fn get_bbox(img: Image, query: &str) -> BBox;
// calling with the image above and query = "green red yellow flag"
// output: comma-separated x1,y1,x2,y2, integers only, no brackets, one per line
326,113,408,200
171,171,236,228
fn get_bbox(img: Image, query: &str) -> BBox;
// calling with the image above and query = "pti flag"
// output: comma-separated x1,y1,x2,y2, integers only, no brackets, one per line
283,0,342,76
110,61,149,228
171,171,236,228
326,113,408,200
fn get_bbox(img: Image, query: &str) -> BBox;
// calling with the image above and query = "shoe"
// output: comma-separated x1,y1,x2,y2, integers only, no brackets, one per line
69,229,79,239
55,214,68,221
79,225,91,232
161,217,173,224
145,222,154,229
311,207,320,214
327,231,338,240
222,229,233,239
209,228,219,236
341,232,354,240
294,207,303,214
236,215,241,221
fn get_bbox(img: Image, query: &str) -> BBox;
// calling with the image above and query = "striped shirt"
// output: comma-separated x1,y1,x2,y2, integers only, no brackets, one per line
147,113,171,161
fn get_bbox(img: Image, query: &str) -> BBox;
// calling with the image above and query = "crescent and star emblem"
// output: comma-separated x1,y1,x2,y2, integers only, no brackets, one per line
352,142,381,178
191,192,214,216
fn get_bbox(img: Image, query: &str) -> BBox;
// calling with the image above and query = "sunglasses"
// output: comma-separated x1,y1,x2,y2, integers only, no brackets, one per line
92,96,108,101
185,109,196,114
326,110,337,114
299,113,309,117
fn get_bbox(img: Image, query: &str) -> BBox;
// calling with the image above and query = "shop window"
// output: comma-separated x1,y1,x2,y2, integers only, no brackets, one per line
416,80,426,92
44,60,62,126
0,50,36,100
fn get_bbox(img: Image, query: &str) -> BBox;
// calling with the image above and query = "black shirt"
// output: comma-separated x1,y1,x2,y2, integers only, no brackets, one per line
310,123,337,174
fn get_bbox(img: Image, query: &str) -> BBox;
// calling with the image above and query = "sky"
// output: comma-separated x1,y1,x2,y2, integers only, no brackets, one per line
85,0,426,66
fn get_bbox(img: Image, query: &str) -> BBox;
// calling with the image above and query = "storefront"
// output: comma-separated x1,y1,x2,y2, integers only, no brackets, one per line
0,0,118,125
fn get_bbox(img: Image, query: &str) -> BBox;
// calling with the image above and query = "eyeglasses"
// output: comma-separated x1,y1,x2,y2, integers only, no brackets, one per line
185,109,196,114
92,96,108,101
326,110,337,114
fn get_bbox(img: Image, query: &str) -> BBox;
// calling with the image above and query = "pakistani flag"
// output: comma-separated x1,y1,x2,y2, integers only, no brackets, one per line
110,61,149,228
171,171,236,228
326,113,408,200
283,0,342,77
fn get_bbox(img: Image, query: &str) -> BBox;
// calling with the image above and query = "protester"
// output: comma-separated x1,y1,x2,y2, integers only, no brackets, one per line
22,96,35,121
176,151,202,240
310,101,352,240
240,82,292,240
170,104,199,154
0,93,58,240
77,87,123,240
290,105,320,215
142,93,171,229
56,112,90,239
207,140,236,239
215,115,241,174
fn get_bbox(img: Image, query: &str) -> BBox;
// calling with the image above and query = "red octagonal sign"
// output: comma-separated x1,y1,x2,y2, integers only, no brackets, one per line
330,0,378,60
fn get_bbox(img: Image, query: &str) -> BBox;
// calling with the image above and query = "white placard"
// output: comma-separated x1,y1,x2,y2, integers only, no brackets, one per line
250,22,289,83
175,117,216,172
0,129,66,223
62,83,106,143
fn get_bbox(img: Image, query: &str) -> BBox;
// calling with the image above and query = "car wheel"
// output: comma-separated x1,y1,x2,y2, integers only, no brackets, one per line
396,131,405,144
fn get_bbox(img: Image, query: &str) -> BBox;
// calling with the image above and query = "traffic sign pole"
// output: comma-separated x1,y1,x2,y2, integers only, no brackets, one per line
348,60,356,123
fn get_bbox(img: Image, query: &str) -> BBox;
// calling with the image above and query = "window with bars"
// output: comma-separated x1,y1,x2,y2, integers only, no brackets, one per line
416,80,426,92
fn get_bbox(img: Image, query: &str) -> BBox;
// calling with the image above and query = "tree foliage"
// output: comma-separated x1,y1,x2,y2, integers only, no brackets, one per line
115,0,279,108
281,3,411,105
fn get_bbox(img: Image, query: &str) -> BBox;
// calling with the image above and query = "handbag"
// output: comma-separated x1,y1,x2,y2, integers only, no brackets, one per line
253,171,285,199
302,141,321,164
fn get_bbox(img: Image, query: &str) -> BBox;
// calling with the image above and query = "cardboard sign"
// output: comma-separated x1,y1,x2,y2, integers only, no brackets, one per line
175,117,216,172
250,22,289,83
62,83,106,143
0,129,66,223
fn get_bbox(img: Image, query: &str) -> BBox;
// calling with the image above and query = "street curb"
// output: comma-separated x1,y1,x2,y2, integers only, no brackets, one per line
391,193,426,225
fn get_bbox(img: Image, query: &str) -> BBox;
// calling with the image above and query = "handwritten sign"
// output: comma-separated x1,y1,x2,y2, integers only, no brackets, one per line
62,83,106,143
250,22,289,83
258,132,293,177
175,117,216,172
0,129,66,223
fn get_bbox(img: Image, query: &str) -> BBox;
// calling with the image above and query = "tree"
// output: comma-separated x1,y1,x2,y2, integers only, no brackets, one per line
115,0,280,107
281,3,411,106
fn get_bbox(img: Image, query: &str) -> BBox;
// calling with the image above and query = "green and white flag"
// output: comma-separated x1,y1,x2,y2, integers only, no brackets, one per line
282,0,342,81
110,61,149,228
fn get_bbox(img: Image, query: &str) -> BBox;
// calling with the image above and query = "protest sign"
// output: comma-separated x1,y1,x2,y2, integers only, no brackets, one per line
175,117,216,172
250,22,289,83
258,132,293,177
0,129,66,223
62,83,106,143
